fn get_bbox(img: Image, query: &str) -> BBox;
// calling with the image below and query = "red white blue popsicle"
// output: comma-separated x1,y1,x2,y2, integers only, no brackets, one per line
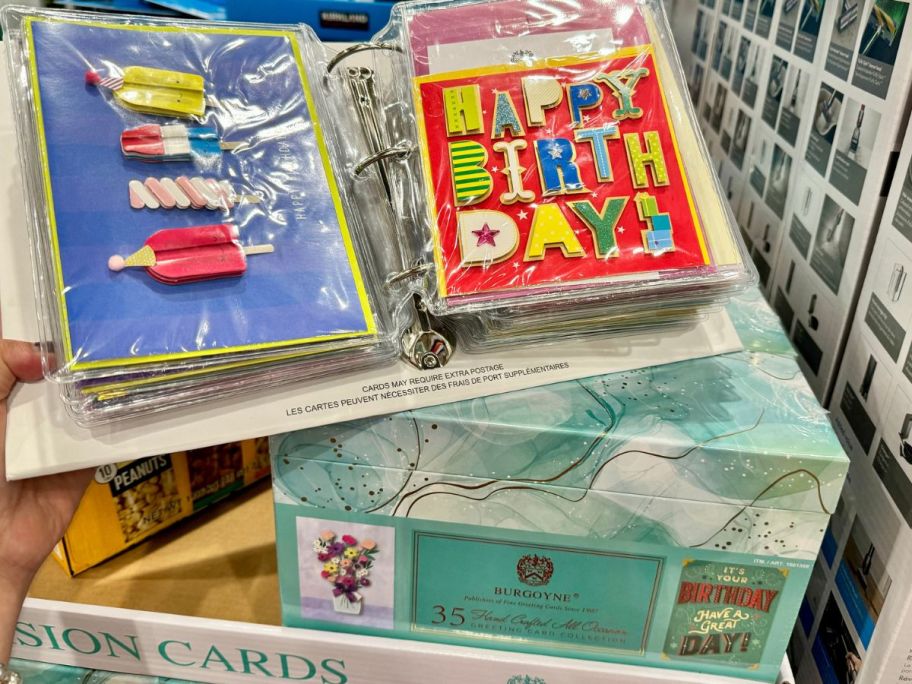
121,124,243,162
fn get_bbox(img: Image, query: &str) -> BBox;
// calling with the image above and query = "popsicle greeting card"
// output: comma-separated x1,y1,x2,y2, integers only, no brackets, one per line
24,18,375,369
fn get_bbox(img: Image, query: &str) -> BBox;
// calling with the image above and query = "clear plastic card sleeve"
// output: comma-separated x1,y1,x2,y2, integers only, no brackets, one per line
2,6,408,369
336,0,755,318
1,6,408,422
1,0,753,424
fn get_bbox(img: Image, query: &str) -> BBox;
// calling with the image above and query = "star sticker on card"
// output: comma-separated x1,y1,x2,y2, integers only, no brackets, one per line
579,89,592,101
618,226,625,233
546,142,563,159
518,209,529,220
492,165,499,172
472,223,500,246
583,114,591,122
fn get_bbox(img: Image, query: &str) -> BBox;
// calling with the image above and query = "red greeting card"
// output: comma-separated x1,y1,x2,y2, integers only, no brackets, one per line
414,47,710,301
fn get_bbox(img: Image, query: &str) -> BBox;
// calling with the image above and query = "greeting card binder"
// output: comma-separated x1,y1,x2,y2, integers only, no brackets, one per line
1,0,752,424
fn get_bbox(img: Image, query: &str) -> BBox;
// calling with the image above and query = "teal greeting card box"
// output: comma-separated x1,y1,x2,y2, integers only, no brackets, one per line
271,290,848,683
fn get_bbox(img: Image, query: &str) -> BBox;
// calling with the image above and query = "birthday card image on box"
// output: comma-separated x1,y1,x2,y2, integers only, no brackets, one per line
24,18,376,370
414,47,711,302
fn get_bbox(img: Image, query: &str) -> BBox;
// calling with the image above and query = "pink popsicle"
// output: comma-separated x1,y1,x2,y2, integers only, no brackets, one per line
144,177,176,209
107,224,274,285
176,175,208,209
207,178,233,209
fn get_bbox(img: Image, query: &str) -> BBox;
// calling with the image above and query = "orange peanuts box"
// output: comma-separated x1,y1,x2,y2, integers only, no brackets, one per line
52,437,270,576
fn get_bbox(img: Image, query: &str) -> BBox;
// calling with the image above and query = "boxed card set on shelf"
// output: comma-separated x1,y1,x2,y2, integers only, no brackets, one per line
270,289,849,684
0,0,754,429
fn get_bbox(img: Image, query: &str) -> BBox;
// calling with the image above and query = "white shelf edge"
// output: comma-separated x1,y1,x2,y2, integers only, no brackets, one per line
16,597,792,684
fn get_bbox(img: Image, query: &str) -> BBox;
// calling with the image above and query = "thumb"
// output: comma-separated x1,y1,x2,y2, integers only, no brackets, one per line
0,340,44,401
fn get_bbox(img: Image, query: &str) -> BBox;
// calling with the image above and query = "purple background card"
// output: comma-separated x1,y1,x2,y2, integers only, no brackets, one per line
28,18,373,367
296,518,395,630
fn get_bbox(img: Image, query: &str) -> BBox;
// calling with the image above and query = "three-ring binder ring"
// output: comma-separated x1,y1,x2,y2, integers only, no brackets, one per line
386,263,431,287
326,42,403,73
354,142,414,176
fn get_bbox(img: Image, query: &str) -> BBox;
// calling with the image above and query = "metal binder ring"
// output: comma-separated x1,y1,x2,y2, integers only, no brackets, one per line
386,263,431,286
327,42,403,72
354,142,414,176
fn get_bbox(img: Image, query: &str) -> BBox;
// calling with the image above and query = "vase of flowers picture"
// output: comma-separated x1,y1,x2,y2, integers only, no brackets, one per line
314,531,378,615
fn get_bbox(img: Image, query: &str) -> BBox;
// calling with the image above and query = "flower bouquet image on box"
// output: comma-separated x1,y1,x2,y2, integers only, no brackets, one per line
295,519,395,628
314,531,378,615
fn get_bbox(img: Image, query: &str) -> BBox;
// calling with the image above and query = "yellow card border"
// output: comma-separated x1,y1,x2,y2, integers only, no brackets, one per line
24,16,377,371
412,45,712,301
84,344,329,400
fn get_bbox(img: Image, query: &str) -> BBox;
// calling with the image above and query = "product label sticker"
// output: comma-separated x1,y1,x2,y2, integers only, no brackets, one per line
413,48,711,302
892,157,912,241
809,196,854,294
664,560,787,665
838,382,876,453
829,99,877,206
851,0,909,99
732,37,749,95
793,320,824,375
775,0,798,50
805,84,842,178
789,216,812,257
864,292,905,361
411,532,662,653
764,146,792,219
756,0,776,37
794,0,824,61
872,438,912,527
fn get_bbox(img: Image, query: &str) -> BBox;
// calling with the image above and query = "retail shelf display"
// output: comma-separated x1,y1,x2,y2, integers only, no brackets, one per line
789,95,912,684
0,9,833,684
668,0,912,403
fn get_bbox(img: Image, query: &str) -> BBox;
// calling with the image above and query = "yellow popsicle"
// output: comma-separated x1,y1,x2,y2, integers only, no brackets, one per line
86,66,207,118
117,66,206,117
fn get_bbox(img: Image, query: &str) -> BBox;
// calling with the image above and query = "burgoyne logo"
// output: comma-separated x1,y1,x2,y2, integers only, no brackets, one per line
516,554,554,587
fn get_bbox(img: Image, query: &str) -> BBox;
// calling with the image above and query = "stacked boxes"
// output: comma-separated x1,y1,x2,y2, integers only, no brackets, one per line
53,438,270,575
788,104,912,684
671,0,912,402
271,291,848,684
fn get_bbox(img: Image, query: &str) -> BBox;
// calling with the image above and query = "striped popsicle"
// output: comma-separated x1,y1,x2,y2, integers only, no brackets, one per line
121,124,243,163
128,177,261,211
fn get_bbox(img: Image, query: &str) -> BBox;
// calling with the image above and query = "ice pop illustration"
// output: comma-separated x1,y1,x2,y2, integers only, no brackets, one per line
129,177,261,211
121,124,243,162
86,66,213,118
108,224,274,285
